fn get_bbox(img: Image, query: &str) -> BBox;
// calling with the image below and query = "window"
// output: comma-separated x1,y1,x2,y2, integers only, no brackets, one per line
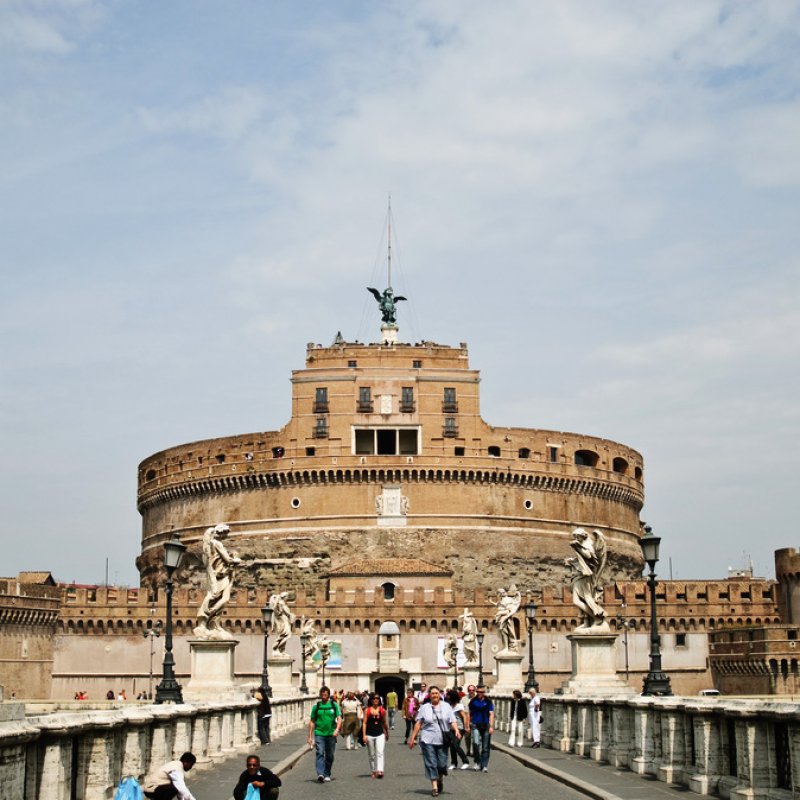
574,449,599,467
634,466,643,480
272,446,285,458
443,387,458,412
401,386,415,413
305,447,316,456
314,387,329,413
358,387,373,413
443,418,458,437
548,446,559,463
413,360,422,368
382,582,396,601
518,448,530,459
612,457,628,474
145,469,156,481
348,360,357,368
454,446,465,456
488,445,501,457
215,453,226,463
314,418,328,438
354,428,419,455
676,633,687,647
789,630,798,641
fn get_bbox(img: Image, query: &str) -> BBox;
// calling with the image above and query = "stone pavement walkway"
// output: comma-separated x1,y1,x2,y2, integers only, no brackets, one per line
190,730,692,800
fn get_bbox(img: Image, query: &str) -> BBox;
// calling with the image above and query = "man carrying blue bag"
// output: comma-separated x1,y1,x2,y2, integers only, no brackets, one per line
233,754,281,800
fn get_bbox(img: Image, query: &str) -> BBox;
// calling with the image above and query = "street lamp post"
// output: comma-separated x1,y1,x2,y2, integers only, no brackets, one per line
321,651,329,688
640,525,672,696
143,621,162,699
154,537,186,704
476,632,485,682
299,633,309,694
524,601,539,691
260,604,274,698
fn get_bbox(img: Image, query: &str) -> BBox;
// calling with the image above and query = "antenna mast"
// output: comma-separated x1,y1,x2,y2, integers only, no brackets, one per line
387,193,392,289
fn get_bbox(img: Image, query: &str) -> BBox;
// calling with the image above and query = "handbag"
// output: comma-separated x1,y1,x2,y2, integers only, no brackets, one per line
435,709,454,747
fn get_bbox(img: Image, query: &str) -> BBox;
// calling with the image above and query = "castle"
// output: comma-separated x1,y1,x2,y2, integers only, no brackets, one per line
1,308,796,699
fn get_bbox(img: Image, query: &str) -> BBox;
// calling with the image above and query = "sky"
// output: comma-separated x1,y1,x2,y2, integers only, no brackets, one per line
1,1,798,586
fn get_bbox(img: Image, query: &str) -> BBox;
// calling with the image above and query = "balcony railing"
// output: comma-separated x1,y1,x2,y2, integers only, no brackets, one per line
357,401,374,413
400,402,416,413
313,401,329,414
443,426,459,438
313,426,329,439
442,402,459,413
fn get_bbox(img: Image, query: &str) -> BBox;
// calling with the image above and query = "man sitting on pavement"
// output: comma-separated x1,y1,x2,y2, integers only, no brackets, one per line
143,752,197,800
233,754,281,800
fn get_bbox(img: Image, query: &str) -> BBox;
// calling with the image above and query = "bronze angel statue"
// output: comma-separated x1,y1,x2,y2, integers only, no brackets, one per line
367,286,407,325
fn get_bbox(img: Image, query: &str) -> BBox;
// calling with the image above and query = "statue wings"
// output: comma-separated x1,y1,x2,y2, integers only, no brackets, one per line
367,287,382,302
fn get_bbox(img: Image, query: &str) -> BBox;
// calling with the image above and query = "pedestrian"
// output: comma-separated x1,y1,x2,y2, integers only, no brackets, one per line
106,689,115,700
415,682,428,703
362,692,389,778
467,684,494,772
256,688,272,745
143,752,197,799
508,689,528,747
528,687,541,747
407,685,461,797
401,688,418,744
307,686,342,783
445,689,470,770
232,754,281,800
385,687,399,729
340,691,362,750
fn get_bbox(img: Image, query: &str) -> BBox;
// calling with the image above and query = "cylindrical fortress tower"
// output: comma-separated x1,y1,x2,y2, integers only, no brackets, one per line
136,339,645,590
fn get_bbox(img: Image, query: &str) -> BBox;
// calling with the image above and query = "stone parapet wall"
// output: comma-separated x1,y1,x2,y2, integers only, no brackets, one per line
537,693,800,798
0,696,312,800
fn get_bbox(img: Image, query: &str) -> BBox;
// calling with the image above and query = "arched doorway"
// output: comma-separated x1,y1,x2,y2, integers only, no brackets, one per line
374,675,406,705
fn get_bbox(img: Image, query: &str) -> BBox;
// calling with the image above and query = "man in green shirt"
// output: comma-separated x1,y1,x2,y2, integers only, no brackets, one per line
385,689,399,730
307,686,342,782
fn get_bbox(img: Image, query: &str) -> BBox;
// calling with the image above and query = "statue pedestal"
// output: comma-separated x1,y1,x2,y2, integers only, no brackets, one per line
381,323,398,345
268,654,297,697
461,664,481,689
560,631,635,696
185,639,245,701
492,651,524,694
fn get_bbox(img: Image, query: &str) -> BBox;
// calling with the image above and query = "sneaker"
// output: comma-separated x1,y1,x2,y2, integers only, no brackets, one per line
472,764,480,771
482,767,488,773
317,775,324,783
324,776,332,782
459,763,469,770
448,764,455,771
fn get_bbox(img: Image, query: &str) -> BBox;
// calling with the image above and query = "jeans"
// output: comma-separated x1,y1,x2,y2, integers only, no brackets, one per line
471,726,492,768
419,742,449,780
366,733,386,773
314,734,336,777
388,708,396,729
449,731,469,766
405,718,414,741
258,714,272,744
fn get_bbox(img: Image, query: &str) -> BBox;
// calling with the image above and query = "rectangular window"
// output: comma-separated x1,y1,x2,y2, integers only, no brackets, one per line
358,387,373,412
413,360,422,368
676,633,687,647
353,428,419,456
314,387,329,413
314,418,328,438
454,446,465,456
377,429,396,454
443,387,457,412
348,360,357,368
443,417,458,437
399,429,418,454
401,386,415,412
549,446,559,462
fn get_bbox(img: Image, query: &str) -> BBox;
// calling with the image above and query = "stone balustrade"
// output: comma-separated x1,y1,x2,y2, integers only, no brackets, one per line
523,693,800,799
0,695,313,800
